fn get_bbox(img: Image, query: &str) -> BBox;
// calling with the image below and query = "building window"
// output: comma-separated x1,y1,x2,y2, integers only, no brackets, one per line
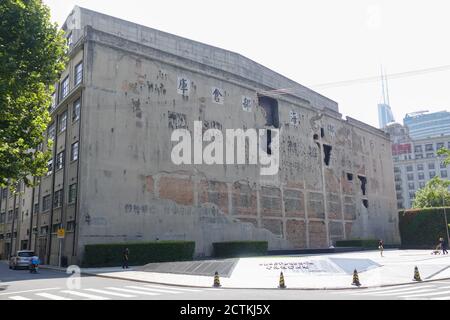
395,184,402,191
428,163,435,170
52,223,61,234
40,226,48,236
61,76,69,99
50,92,57,112
34,203,39,214
69,183,77,204
430,171,436,178
67,32,73,47
47,159,53,175
418,172,425,180
59,111,67,133
67,221,75,232
48,122,56,140
54,190,63,208
42,195,51,211
406,165,413,172
415,154,423,159
0,212,5,223
425,144,434,152
419,182,426,189
437,142,444,150
408,182,415,190
417,164,424,171
75,62,83,86
426,153,434,158
407,173,414,181
395,175,401,182
414,145,423,153
409,192,415,199
394,167,401,173
71,142,79,161
442,171,448,178
73,98,80,122
56,151,65,170
440,162,447,169
2,188,7,199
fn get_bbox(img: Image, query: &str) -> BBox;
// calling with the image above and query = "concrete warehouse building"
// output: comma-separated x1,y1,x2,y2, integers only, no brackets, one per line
0,7,400,265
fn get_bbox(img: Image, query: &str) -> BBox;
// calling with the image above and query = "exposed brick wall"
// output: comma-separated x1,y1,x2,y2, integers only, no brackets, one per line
159,176,194,206
286,219,306,248
284,189,305,218
327,193,342,220
329,221,344,240
260,186,282,217
199,180,228,214
309,220,328,248
343,196,356,220
262,219,283,238
231,182,257,216
307,192,325,219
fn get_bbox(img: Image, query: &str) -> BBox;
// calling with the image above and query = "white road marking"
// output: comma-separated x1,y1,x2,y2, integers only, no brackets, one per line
374,289,436,296
0,288,60,296
125,285,182,294
432,296,450,300
342,284,422,294
36,293,72,300
105,287,160,296
9,296,31,300
401,289,450,298
144,284,201,292
84,288,136,298
348,285,434,295
60,290,110,300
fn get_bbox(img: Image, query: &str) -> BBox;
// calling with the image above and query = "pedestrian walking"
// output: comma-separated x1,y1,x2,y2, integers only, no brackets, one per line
122,247,129,269
378,239,384,257
440,237,448,255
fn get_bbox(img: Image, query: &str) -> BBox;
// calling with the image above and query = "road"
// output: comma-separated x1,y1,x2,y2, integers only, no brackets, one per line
0,262,449,300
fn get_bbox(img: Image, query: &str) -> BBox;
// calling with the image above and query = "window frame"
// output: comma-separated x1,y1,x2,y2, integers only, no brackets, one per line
61,76,69,99
75,62,83,86
71,142,79,162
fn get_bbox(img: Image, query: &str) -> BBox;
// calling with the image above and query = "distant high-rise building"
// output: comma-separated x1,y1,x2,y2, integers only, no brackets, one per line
404,110,450,140
378,103,395,129
377,67,395,129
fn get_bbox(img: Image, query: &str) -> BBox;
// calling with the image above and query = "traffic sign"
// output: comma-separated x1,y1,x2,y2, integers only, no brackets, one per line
57,228,65,239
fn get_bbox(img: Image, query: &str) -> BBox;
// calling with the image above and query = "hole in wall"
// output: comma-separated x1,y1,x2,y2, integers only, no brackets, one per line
358,175,367,195
313,134,319,140
323,144,332,166
321,128,325,138
347,173,354,181
362,199,369,208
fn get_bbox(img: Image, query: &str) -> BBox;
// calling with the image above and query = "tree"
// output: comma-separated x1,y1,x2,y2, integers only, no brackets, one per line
413,176,450,208
0,0,66,188
437,147,450,166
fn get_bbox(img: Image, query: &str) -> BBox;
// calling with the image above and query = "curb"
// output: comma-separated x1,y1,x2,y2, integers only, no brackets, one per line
38,264,450,290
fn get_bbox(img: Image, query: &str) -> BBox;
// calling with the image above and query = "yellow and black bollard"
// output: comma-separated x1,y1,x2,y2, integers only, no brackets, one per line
213,271,221,288
413,266,422,282
352,269,361,286
278,271,286,289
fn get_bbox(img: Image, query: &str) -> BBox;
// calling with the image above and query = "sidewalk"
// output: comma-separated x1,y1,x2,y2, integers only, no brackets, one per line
39,250,450,290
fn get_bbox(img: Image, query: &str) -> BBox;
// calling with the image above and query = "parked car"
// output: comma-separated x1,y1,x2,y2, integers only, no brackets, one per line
9,250,35,270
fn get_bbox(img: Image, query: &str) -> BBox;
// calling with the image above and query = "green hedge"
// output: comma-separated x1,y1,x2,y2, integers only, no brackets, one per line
399,208,450,249
212,241,268,258
335,239,379,248
82,241,195,267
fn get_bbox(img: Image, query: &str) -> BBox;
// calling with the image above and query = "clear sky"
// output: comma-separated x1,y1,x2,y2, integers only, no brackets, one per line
42,0,450,128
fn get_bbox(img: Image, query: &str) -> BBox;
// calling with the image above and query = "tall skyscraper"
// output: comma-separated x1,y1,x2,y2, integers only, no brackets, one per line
404,110,450,140
378,67,395,129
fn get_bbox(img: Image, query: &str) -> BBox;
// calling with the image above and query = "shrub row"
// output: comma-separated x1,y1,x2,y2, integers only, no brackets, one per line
213,241,268,258
335,239,380,248
82,241,195,267
399,208,450,249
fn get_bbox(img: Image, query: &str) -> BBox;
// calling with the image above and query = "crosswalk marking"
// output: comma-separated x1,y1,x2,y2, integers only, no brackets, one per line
125,285,182,294
60,290,111,300
36,293,72,300
348,285,434,295
433,296,450,300
9,296,31,300
84,288,136,298
104,287,160,296
401,289,450,298
0,288,60,296
144,284,201,292
374,289,436,296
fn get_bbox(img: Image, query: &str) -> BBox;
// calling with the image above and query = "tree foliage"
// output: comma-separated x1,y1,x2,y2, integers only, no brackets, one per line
438,147,450,166
0,0,66,188
413,176,450,208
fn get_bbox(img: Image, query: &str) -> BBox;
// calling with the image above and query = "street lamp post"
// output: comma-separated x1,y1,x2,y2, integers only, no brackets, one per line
444,195,450,245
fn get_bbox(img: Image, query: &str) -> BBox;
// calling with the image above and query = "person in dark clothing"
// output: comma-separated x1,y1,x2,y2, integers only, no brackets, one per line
122,248,130,269
378,240,384,257
440,237,448,255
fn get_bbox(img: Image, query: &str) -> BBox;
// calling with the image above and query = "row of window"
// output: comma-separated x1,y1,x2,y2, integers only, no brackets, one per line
414,142,450,153
396,162,448,173
406,170,448,181
0,221,76,239
53,61,83,107
48,98,81,140
40,184,77,212
47,142,79,175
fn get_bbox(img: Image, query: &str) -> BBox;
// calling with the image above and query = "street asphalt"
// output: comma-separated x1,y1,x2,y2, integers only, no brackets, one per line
0,262,449,300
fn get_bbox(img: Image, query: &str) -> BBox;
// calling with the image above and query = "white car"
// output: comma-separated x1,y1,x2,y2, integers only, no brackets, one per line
9,250,35,270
